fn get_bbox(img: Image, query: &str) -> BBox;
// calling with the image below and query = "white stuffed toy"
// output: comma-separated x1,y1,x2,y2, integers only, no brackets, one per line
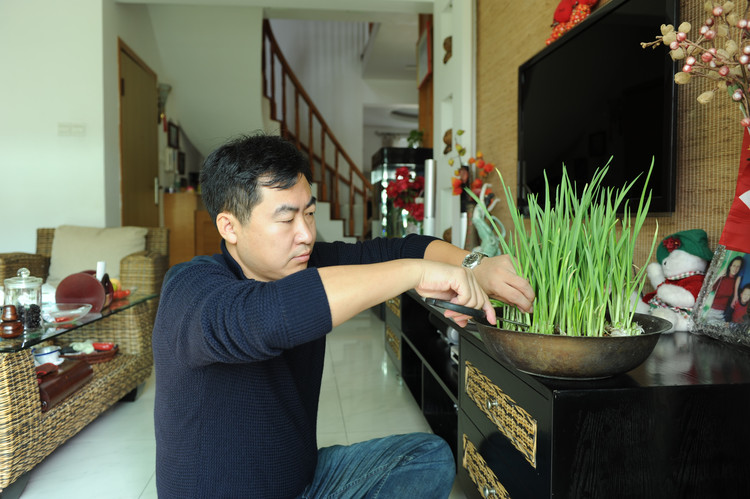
636,229,714,332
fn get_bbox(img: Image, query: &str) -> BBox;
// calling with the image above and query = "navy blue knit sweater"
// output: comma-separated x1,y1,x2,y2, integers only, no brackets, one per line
153,235,435,498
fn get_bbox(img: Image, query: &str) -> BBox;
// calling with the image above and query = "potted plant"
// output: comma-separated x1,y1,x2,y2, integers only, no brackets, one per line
468,159,671,379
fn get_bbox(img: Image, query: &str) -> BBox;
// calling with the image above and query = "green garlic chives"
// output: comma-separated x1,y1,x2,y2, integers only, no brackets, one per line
473,158,658,336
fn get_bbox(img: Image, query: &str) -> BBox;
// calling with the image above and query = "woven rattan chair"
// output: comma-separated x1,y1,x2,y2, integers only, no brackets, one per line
0,227,169,294
0,227,168,491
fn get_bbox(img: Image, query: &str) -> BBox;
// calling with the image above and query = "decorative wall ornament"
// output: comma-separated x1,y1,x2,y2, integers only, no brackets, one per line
443,36,453,63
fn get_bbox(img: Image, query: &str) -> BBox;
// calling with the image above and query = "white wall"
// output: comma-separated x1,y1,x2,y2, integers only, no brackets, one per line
0,0,111,253
0,0,265,254
148,4,265,156
433,0,475,243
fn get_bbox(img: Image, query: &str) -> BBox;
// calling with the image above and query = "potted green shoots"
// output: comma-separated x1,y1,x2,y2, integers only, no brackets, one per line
471,159,672,379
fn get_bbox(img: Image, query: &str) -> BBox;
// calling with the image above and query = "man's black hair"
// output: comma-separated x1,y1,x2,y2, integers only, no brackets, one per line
200,134,313,223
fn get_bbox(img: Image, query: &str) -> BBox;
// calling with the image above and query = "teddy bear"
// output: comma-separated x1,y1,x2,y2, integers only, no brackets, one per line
636,229,714,332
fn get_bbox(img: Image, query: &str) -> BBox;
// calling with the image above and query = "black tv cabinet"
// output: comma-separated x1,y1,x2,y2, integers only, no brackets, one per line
389,290,750,498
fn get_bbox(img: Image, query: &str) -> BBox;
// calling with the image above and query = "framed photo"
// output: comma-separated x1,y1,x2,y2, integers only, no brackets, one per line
416,21,432,89
693,246,750,346
167,122,180,149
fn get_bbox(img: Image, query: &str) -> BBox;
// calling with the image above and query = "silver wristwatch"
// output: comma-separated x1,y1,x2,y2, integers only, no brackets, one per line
462,251,487,269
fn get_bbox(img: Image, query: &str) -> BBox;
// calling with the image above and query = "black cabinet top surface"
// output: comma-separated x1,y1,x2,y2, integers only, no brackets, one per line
408,291,750,392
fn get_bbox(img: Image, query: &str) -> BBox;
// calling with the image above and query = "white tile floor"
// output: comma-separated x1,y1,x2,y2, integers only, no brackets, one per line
16,311,468,498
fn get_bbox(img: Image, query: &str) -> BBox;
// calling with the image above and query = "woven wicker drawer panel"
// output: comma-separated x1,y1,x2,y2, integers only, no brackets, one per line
462,433,511,499
465,360,537,468
385,295,401,319
385,324,401,361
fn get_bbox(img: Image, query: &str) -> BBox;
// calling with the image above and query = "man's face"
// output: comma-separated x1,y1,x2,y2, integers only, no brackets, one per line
228,174,317,281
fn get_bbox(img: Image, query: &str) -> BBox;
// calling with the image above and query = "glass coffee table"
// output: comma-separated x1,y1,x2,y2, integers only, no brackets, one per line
0,292,159,495
0,292,158,352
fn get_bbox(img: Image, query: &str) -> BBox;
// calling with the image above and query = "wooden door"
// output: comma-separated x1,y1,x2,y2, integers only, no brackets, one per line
163,192,198,267
119,41,159,227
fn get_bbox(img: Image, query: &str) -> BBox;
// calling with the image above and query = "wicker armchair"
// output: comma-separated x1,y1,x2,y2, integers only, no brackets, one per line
0,227,169,294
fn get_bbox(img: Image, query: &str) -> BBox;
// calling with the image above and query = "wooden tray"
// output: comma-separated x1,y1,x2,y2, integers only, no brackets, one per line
61,345,118,364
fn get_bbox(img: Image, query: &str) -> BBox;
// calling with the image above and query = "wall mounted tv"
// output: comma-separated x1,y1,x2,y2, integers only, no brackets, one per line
517,0,678,215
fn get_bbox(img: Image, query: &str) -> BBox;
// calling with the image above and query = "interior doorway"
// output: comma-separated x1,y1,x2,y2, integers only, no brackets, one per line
119,40,159,227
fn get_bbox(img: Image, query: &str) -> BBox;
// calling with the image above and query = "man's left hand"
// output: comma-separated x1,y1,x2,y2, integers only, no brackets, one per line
472,254,535,313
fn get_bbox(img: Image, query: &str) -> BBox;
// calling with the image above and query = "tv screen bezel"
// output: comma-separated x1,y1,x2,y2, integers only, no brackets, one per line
516,0,679,216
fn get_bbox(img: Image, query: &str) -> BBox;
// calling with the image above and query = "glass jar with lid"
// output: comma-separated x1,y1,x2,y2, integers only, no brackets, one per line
3,267,43,330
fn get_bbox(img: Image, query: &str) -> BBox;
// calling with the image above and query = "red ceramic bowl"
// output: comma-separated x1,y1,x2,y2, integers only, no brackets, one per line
55,272,106,313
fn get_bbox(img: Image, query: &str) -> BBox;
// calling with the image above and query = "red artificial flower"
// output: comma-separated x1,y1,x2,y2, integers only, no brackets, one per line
409,203,424,221
451,177,464,195
471,178,484,196
664,236,681,253
395,166,411,179
385,182,401,199
386,170,425,222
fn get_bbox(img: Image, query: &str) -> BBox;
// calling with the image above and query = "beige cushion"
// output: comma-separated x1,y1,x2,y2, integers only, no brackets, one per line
46,225,148,286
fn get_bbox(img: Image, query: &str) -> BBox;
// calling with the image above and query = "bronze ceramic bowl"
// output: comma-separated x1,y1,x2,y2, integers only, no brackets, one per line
475,313,672,380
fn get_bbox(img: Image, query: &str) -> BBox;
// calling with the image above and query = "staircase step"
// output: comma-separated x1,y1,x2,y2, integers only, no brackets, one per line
314,197,357,244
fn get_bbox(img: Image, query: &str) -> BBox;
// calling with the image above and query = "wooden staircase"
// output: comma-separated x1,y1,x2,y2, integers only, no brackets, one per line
262,19,373,242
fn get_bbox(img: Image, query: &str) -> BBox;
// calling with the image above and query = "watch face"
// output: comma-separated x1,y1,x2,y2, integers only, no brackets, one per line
463,253,482,268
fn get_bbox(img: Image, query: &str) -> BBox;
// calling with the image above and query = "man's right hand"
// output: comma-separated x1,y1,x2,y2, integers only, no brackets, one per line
413,261,496,327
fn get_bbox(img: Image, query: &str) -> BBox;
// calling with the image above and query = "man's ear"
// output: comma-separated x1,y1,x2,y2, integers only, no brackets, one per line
216,212,239,245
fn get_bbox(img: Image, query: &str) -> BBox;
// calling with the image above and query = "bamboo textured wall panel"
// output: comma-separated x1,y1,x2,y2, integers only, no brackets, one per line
476,0,741,276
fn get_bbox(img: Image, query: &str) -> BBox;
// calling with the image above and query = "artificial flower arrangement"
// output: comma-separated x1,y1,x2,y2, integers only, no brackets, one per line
385,166,425,223
447,129,496,210
641,1,750,126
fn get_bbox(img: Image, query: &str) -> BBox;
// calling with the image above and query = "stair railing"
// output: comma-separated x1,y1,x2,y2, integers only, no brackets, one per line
262,19,372,240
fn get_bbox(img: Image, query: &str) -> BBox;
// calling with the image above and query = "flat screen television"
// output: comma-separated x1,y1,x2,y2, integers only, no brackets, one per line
517,0,678,215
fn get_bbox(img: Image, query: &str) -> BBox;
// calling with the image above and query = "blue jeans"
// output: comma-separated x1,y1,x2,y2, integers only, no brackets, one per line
299,433,455,498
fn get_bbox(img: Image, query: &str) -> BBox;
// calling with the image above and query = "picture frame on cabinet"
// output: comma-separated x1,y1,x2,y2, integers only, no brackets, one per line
417,20,432,89
693,246,750,346
167,122,180,149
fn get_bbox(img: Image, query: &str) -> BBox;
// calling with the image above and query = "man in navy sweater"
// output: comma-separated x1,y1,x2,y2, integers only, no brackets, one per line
153,134,534,498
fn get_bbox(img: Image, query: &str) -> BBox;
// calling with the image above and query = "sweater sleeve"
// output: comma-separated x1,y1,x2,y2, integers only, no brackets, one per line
154,260,332,367
311,234,438,267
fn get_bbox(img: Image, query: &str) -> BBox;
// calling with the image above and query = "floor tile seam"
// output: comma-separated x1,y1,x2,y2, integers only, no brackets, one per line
137,471,157,498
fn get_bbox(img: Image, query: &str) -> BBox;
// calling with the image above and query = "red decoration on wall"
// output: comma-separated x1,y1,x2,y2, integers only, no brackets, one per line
546,0,599,46
719,130,750,253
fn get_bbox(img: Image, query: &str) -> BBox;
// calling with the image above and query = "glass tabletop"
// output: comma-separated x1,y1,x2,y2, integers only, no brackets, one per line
0,292,158,353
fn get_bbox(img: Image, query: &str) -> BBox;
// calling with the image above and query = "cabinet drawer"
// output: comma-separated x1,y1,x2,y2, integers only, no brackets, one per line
464,360,537,467
384,323,401,363
460,413,547,498
385,295,401,328
460,337,551,492
460,418,512,499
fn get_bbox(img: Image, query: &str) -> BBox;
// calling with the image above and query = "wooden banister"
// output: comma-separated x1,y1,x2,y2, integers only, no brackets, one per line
262,19,373,240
